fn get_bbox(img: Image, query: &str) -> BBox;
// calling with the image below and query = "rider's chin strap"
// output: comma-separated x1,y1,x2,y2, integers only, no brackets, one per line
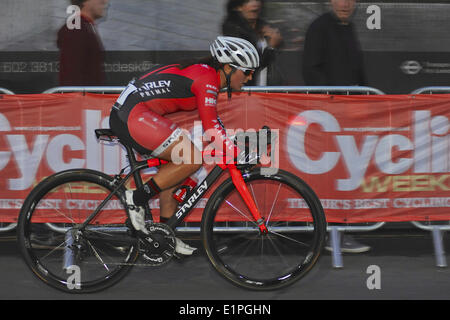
222,66,236,101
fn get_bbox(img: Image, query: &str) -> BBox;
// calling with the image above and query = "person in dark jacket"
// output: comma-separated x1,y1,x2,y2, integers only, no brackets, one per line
303,0,370,253
222,0,283,85
57,0,108,86
302,0,366,86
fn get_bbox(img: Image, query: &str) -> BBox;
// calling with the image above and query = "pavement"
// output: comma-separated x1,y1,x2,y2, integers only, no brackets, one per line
1,227,449,301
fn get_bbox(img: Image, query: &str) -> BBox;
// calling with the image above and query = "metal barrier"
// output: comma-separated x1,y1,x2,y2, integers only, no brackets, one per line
0,223,17,233
43,86,125,94
241,85,385,95
411,86,450,95
410,86,450,267
0,87,14,94
42,85,385,95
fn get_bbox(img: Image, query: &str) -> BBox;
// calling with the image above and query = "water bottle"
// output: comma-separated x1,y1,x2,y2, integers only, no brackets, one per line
173,177,197,203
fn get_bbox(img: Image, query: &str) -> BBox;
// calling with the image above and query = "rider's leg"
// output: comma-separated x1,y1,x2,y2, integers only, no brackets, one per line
158,187,178,220
132,133,202,210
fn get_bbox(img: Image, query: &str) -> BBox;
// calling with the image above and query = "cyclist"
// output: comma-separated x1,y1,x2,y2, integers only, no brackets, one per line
109,36,260,255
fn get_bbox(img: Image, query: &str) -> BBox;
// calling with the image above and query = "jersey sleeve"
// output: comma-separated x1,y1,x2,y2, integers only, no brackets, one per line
190,66,238,162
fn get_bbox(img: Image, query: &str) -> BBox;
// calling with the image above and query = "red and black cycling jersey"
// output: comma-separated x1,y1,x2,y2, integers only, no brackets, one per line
110,63,236,158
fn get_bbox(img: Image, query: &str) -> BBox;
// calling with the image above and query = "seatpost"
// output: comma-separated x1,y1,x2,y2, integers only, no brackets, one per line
124,145,152,217
124,145,145,188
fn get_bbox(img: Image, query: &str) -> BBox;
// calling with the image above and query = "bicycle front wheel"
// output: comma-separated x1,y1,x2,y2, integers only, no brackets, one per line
17,169,139,293
201,168,326,290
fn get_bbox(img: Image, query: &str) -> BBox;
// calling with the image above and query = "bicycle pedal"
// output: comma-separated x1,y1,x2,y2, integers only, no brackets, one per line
173,252,183,260
173,250,197,261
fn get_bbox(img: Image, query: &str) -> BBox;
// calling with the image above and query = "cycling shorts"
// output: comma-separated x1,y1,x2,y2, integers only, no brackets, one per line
109,101,183,157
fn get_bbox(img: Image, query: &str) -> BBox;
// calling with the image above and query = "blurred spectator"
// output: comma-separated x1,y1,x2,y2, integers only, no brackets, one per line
57,0,109,86
303,0,370,253
302,0,366,86
222,0,283,85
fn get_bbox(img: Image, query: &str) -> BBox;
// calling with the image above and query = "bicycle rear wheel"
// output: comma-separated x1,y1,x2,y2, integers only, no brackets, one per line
17,169,139,293
201,168,326,290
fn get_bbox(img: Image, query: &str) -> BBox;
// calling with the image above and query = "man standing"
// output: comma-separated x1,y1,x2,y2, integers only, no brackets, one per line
302,0,366,86
57,0,109,86
302,0,370,253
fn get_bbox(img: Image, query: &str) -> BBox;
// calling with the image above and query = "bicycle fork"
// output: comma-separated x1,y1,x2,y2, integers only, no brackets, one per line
227,164,268,234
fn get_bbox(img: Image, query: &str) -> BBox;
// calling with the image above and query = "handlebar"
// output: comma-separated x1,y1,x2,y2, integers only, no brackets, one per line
233,126,276,166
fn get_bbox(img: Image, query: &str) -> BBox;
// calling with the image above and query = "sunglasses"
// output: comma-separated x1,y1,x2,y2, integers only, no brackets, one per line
230,64,255,76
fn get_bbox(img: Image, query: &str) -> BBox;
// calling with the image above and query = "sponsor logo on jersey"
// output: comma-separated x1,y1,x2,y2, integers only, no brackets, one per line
206,84,218,91
138,80,172,97
205,97,217,106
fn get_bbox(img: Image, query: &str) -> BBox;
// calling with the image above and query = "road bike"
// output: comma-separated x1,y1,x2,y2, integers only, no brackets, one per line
17,126,326,293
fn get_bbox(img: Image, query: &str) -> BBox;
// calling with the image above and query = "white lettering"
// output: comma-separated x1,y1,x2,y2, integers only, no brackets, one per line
0,113,11,171
287,110,450,191
366,5,381,30
8,134,49,190
205,97,217,105
85,110,101,171
46,134,85,171
66,265,81,290
375,134,413,174
366,265,381,290
66,5,81,30
287,110,340,174
414,111,431,173
336,135,377,191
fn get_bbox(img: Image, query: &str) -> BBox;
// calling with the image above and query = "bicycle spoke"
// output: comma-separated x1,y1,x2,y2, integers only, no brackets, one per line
268,230,310,248
224,199,258,227
230,233,259,271
47,199,77,225
249,184,260,212
265,235,292,270
37,239,69,261
266,183,281,225
259,234,265,267
86,239,110,272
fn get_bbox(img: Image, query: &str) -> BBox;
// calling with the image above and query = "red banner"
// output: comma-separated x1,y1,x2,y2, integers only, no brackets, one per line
1,92,449,223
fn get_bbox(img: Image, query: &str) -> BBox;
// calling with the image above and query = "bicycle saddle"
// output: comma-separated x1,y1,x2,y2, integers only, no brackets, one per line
95,128,118,142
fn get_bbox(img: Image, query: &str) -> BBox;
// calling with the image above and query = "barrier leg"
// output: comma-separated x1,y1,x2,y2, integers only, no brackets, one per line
432,227,447,268
63,230,75,271
330,227,343,268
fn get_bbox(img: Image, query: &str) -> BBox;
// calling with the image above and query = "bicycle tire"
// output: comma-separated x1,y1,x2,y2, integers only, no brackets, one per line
201,168,326,291
17,169,139,293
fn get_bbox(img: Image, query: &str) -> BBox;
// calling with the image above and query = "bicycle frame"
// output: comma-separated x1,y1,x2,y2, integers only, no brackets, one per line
79,142,268,234
166,164,267,234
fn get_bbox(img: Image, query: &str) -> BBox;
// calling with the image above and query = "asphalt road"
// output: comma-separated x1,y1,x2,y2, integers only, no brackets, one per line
1,227,449,302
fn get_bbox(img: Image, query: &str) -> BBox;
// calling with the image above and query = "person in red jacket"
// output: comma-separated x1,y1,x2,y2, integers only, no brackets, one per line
109,36,260,255
57,0,109,85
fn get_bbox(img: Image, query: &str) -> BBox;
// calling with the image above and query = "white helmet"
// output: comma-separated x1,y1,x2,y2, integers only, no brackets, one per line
210,36,260,70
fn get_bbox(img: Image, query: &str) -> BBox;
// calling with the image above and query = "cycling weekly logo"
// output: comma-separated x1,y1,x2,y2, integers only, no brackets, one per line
287,109,450,193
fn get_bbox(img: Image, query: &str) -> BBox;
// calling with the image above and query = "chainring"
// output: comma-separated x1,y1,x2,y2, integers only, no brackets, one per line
138,222,176,266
